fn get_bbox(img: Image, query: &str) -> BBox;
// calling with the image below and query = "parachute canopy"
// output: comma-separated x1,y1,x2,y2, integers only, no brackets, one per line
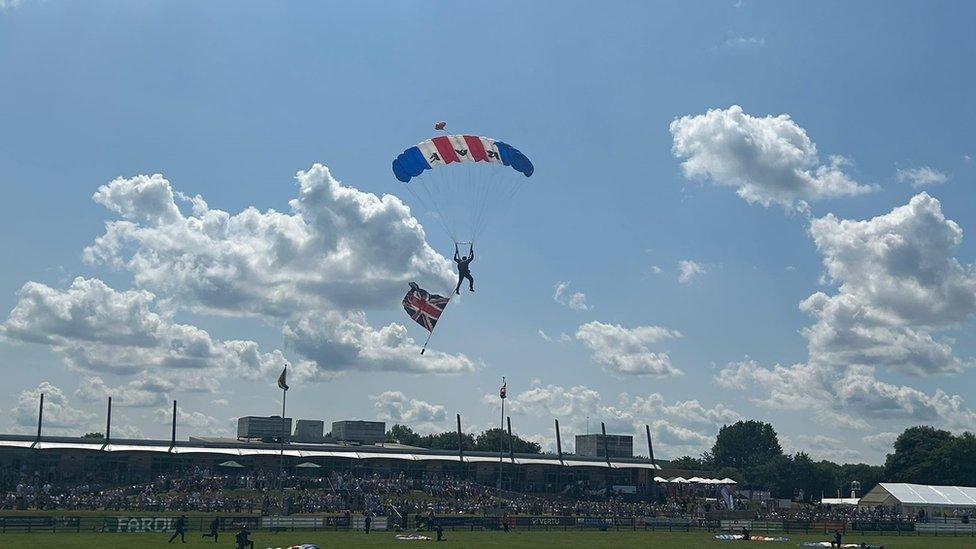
392,134,534,243
392,135,534,183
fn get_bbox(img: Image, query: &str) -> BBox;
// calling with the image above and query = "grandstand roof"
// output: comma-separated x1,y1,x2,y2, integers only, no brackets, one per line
862,483,976,507
0,434,660,470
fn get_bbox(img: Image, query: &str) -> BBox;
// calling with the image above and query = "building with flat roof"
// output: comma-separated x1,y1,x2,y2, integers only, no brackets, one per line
575,434,633,458
237,416,292,442
331,420,385,444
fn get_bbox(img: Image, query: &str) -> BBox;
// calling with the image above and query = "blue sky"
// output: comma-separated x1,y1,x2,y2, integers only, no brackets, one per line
1,0,975,463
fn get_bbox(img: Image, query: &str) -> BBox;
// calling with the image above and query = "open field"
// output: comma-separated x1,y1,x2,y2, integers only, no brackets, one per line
1,530,975,548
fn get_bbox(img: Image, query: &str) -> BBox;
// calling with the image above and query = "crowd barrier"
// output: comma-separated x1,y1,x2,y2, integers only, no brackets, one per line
916,523,976,535
0,514,964,536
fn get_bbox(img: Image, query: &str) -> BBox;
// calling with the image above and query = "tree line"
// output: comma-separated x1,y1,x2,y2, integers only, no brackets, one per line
386,424,543,454
668,421,976,501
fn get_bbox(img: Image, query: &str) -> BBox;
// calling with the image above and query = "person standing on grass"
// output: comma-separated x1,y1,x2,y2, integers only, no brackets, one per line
168,514,187,543
235,525,255,549
202,516,219,542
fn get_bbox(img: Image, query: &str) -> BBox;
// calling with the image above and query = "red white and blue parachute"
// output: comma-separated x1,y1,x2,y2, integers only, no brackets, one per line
392,134,533,243
393,135,533,183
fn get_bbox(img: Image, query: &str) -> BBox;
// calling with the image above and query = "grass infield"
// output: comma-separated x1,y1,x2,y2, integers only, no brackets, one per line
1,530,975,548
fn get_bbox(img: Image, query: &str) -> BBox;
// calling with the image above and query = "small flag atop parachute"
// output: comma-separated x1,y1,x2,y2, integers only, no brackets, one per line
434,121,447,131
402,282,451,354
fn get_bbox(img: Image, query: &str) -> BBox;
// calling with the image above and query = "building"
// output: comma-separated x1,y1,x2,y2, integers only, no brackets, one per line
237,416,292,442
575,434,633,458
332,420,385,444
293,420,325,443
860,483,976,517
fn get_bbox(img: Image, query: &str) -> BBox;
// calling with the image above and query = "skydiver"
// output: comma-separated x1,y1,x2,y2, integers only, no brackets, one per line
454,242,474,295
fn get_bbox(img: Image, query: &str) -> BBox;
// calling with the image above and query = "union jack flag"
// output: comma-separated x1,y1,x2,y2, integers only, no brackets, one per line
402,282,450,333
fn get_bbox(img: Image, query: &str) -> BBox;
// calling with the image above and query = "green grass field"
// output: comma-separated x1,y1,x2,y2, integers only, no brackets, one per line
1,530,974,548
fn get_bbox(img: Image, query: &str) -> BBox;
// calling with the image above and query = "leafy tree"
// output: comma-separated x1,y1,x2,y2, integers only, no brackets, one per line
931,432,976,486
423,431,475,451
835,463,884,497
715,467,744,484
669,456,708,470
711,420,783,475
81,432,104,439
884,426,952,483
789,452,827,502
474,428,542,454
754,453,792,496
386,424,422,446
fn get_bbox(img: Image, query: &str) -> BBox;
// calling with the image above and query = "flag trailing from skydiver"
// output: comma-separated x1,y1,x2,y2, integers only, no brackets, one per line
403,282,450,333
403,282,451,355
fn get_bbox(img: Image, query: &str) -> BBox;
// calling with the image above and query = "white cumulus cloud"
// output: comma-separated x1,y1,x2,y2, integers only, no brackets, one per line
896,166,949,188
0,277,292,387
12,164,471,378
84,166,453,317
153,406,225,434
677,260,706,284
505,382,737,458
670,105,875,210
715,193,976,431
10,382,95,435
283,312,476,376
806,193,976,374
371,391,447,433
553,281,591,311
576,321,683,377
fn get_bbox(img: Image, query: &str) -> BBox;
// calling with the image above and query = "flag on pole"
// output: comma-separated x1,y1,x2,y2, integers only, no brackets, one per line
500,377,507,399
277,367,289,391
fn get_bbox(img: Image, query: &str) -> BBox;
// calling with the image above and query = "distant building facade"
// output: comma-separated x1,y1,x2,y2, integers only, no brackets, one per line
237,416,292,442
575,434,633,458
332,420,386,444
293,420,325,443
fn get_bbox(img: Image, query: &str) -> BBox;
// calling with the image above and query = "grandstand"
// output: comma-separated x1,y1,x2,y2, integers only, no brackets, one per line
0,432,661,495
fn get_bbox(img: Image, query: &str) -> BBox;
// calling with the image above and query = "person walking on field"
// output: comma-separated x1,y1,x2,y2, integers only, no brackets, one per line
235,526,255,549
168,514,187,543
202,516,220,542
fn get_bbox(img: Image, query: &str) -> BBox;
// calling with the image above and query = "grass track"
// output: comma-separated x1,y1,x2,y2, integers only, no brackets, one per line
1,530,974,548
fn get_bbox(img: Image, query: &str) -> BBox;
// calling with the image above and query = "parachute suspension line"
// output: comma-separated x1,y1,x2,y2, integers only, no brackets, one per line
471,167,522,242
470,169,493,241
405,182,455,244
417,169,458,243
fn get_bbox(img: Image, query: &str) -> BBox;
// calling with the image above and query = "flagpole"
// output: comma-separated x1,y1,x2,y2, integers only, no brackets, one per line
497,377,505,490
420,330,434,355
279,383,286,491
278,365,288,494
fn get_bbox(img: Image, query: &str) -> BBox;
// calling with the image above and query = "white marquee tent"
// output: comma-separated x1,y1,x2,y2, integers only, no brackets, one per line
860,483,976,516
